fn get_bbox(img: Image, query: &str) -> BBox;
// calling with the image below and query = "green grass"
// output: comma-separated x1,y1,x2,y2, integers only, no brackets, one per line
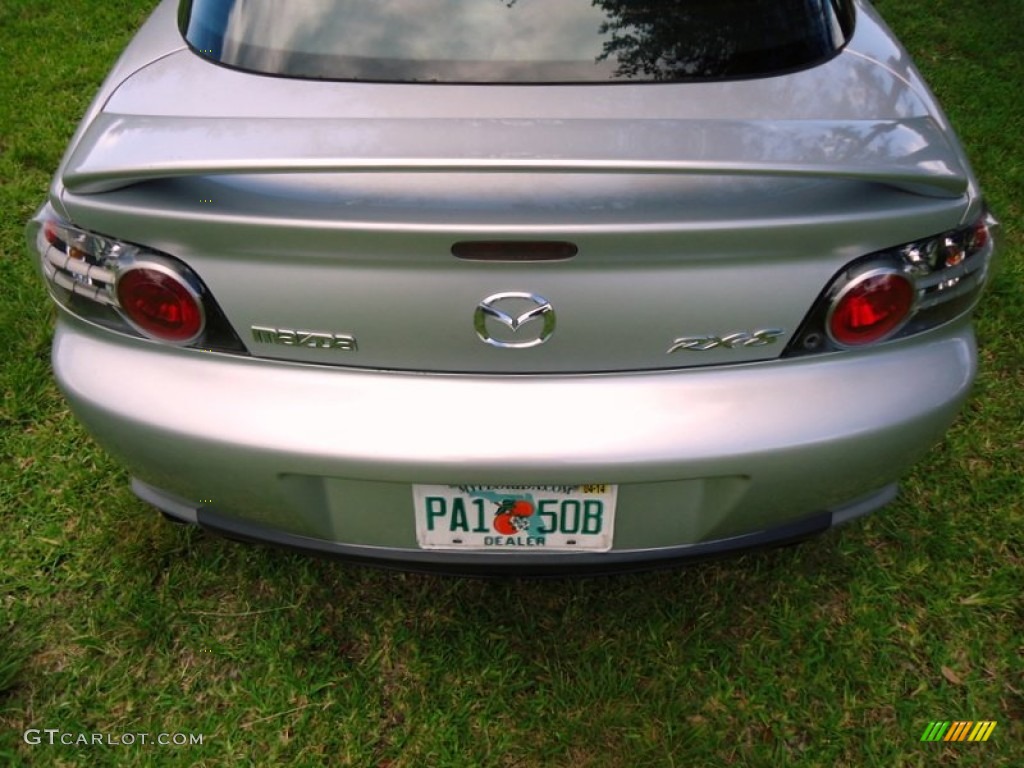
1,1,1021,765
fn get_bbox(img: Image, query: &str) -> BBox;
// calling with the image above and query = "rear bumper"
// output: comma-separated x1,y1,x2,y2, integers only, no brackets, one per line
53,314,976,570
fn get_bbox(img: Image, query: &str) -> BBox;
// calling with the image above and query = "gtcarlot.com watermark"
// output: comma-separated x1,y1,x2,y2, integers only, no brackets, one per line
24,729,204,747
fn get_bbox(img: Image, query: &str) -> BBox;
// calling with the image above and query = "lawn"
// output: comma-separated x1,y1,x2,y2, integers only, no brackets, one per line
1,0,1021,765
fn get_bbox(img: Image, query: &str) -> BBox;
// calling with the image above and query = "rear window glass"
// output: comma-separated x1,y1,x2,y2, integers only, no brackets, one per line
180,0,855,84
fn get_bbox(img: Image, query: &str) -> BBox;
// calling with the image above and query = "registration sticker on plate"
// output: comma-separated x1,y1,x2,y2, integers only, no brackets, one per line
413,484,618,552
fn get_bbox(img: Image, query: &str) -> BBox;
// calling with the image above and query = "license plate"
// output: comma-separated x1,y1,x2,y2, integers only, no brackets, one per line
413,484,618,552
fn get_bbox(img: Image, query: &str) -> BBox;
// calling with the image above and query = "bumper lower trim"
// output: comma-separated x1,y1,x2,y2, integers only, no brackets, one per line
134,478,896,576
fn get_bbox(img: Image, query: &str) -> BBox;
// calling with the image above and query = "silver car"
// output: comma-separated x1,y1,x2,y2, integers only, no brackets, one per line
28,0,998,573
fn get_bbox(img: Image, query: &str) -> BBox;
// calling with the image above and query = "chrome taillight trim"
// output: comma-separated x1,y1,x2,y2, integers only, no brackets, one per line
38,229,118,307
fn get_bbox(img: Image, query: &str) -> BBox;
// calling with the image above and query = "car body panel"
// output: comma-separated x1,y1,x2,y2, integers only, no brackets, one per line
31,0,993,570
53,311,974,552
55,180,967,373
49,2,978,375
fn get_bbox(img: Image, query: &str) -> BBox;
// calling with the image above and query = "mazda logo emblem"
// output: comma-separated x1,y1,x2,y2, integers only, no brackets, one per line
474,292,556,349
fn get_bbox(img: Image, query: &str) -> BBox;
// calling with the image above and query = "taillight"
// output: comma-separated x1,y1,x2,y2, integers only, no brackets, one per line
826,269,915,347
116,263,205,343
785,209,998,357
29,212,246,352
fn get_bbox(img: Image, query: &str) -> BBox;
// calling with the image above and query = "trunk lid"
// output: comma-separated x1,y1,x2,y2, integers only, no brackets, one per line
59,43,971,374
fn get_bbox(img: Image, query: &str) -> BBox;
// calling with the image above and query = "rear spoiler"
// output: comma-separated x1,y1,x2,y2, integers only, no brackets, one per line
63,113,968,198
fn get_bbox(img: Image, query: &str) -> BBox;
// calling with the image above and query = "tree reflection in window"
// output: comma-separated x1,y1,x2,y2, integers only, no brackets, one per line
592,0,853,80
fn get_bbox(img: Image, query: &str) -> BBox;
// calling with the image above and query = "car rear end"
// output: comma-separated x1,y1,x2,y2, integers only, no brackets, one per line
28,0,998,573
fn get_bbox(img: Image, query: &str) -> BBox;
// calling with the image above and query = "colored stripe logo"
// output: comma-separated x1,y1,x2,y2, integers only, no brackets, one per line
920,721,997,742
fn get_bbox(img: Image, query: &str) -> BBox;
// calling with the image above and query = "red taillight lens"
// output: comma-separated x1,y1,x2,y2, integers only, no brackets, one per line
968,220,990,252
43,221,61,246
116,266,205,343
827,270,915,347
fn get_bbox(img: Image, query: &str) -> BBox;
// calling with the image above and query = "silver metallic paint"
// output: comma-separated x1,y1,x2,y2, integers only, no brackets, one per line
34,0,990,566
53,312,975,555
